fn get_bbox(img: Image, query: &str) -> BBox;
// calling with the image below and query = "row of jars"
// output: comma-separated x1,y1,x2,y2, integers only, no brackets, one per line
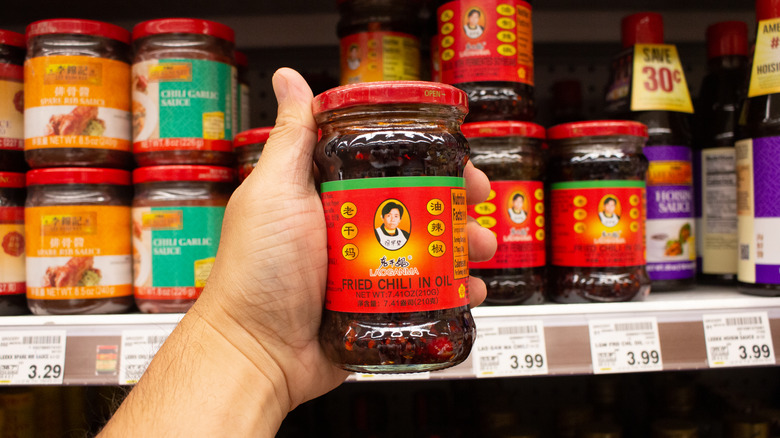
0,18,253,172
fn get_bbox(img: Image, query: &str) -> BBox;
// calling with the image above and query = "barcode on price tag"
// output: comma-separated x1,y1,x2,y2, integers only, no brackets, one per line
119,329,172,385
588,317,663,374
703,312,776,368
0,330,66,385
472,320,548,378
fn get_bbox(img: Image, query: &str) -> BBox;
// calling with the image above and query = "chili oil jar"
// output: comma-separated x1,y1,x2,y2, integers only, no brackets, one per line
24,20,133,169
338,0,421,85
736,0,780,296
313,81,475,373
235,50,251,133
25,168,133,315
547,121,651,303
132,165,233,313
462,121,545,305
436,0,535,122
0,30,25,172
132,19,237,167
234,127,271,182
0,172,27,315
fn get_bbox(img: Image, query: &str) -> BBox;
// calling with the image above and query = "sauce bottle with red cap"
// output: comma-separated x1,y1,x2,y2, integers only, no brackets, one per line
694,21,748,284
605,12,696,292
736,0,780,296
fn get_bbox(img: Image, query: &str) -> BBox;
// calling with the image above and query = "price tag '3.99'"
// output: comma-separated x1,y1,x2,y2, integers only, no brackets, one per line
703,312,776,368
472,320,548,378
0,330,66,385
119,329,171,385
588,317,663,374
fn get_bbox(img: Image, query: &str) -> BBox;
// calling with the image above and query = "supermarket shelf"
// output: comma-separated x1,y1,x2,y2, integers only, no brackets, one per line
0,287,778,385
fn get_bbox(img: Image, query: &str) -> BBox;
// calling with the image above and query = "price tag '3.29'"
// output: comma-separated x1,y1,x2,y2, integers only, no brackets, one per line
703,312,776,368
473,320,548,378
0,330,66,385
589,317,663,374
119,328,171,385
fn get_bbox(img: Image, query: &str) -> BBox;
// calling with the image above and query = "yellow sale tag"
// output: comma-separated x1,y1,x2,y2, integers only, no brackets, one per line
749,18,780,97
631,44,693,113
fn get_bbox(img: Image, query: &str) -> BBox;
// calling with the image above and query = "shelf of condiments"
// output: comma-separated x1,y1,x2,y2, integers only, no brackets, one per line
0,1,779,321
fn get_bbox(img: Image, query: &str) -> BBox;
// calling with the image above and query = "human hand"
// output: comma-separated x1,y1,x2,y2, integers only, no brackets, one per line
193,68,497,414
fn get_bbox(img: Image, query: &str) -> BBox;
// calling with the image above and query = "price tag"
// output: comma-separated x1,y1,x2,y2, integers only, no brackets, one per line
119,328,171,385
630,44,693,113
703,312,776,368
588,317,663,374
0,330,67,385
354,372,431,381
472,320,548,377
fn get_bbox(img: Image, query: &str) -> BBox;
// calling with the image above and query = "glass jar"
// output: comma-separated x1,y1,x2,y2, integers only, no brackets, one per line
132,18,237,167
337,0,421,84
132,165,234,313
234,127,271,182
24,19,133,169
0,172,27,315
462,121,545,305
25,168,133,315
235,50,251,133
436,0,535,122
313,81,475,373
0,30,25,172
547,121,651,303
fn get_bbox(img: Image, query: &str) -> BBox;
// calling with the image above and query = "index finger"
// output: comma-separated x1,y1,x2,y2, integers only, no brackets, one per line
465,160,490,205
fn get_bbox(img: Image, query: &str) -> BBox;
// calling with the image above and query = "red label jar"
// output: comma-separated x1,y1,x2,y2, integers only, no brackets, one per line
0,30,25,172
0,172,27,315
547,121,651,303
313,81,474,373
234,126,271,182
462,121,545,305
132,19,237,167
24,20,133,169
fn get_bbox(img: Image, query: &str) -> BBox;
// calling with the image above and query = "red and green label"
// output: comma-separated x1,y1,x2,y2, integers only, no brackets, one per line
551,180,646,267
321,176,469,313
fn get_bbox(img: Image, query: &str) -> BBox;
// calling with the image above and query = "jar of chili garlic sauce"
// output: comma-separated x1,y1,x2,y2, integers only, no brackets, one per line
0,30,26,172
313,81,475,373
547,121,651,303
24,19,133,169
131,19,237,167
132,165,233,313
25,168,133,315
461,121,546,305
0,172,27,315
234,127,271,182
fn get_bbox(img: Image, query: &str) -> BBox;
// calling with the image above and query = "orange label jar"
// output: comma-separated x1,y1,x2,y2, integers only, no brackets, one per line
314,81,475,373
25,168,133,314
24,19,132,169
0,30,25,172
0,172,27,315
234,127,271,182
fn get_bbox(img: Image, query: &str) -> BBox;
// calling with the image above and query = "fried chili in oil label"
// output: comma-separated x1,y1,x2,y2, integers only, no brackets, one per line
321,177,469,313
340,31,420,85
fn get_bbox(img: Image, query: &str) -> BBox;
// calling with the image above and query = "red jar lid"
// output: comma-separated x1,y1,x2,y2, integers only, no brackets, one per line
757,0,780,21
0,172,25,188
133,18,235,44
234,127,273,148
547,120,648,140
27,19,130,45
235,50,248,68
0,30,24,48
312,81,468,115
461,121,545,139
707,21,748,58
621,12,664,48
133,165,235,183
27,168,131,186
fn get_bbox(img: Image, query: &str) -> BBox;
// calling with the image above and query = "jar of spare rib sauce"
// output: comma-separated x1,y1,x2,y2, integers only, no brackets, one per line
132,165,233,313
547,121,651,303
0,172,27,315
313,81,475,373
0,30,25,172
132,19,237,167
25,168,133,315
24,19,133,169
234,127,271,182
462,121,545,305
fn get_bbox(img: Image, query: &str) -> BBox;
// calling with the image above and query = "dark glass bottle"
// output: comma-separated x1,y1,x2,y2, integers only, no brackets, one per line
694,21,748,284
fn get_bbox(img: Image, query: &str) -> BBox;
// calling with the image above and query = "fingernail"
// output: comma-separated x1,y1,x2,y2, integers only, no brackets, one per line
273,71,290,103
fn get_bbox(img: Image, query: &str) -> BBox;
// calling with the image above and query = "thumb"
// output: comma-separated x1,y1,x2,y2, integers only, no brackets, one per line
254,68,318,184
